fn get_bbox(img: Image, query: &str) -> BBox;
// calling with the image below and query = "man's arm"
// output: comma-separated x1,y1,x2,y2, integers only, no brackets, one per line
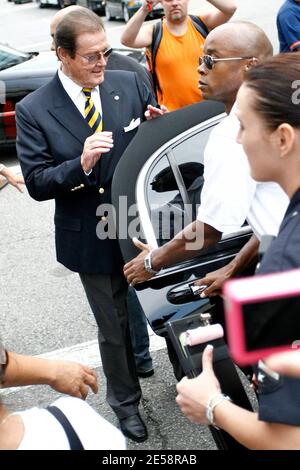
194,234,259,298
2,352,98,399
121,1,157,48
124,220,221,285
201,0,237,30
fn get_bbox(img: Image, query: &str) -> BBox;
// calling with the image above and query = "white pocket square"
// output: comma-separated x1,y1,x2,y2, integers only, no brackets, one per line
124,118,141,133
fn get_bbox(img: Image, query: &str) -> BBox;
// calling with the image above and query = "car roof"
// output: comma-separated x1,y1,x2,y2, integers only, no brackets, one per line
0,51,58,80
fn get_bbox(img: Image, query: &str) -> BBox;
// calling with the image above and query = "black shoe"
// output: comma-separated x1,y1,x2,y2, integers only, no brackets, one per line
137,367,154,378
119,413,148,442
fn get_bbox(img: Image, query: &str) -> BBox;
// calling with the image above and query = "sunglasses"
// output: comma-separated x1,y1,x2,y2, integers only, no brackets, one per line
0,340,7,384
76,47,113,65
199,55,256,70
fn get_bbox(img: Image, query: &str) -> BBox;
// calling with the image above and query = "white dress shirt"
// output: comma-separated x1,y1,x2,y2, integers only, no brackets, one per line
58,68,102,117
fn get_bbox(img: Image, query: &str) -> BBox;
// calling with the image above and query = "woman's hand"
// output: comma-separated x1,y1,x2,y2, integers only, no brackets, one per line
176,345,221,423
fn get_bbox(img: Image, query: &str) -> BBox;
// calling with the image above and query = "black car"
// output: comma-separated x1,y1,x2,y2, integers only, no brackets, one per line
0,44,146,151
112,101,254,449
113,102,252,334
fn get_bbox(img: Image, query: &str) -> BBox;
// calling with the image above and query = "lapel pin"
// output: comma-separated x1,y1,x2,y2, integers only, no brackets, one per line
114,95,120,101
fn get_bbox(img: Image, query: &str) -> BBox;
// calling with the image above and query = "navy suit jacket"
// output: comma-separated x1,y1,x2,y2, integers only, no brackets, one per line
16,70,154,274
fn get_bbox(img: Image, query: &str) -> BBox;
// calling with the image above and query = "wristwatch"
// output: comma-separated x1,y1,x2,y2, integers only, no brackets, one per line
205,393,232,429
144,250,160,275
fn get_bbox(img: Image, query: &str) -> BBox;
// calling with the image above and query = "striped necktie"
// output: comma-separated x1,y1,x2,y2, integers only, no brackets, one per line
82,88,103,133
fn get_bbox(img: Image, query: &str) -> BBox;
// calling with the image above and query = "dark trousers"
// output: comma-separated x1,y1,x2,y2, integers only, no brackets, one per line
79,272,141,419
127,286,153,372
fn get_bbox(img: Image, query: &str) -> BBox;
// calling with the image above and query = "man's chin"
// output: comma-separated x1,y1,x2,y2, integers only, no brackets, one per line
171,12,183,21
90,71,105,86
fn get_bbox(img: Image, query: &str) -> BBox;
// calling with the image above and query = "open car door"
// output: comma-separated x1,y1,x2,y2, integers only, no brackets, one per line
112,101,253,449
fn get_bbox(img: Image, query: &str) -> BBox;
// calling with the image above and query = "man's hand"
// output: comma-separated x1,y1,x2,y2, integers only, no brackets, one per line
48,360,98,400
123,237,154,285
176,345,221,424
143,0,160,12
81,131,113,173
193,263,236,298
145,104,168,120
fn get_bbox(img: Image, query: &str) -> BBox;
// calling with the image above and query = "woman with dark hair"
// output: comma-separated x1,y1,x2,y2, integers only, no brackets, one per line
0,339,125,449
176,53,300,449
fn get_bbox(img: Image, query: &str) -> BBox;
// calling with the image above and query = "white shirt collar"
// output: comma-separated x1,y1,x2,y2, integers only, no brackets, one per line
57,67,101,116
58,67,84,103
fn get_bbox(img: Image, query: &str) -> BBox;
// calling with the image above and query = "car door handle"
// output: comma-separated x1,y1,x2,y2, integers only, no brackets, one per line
167,283,207,304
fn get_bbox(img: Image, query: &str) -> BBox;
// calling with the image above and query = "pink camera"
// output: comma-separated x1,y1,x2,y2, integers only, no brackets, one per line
223,269,300,365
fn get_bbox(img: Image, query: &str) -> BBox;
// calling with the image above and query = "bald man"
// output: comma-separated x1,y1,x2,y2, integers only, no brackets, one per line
123,21,289,378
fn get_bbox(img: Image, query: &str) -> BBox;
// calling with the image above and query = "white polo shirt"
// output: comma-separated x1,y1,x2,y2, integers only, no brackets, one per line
197,105,289,239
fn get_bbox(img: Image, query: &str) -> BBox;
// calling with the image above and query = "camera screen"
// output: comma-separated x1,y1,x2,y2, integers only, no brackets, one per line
242,295,300,351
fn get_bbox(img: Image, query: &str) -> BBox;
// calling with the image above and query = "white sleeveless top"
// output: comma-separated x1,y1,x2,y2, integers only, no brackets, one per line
15,397,126,450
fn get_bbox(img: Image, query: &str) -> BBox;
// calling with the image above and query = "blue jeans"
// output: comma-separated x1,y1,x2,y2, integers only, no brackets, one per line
127,287,153,372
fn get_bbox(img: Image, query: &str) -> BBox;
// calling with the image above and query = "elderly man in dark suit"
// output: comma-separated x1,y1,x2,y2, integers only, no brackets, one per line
16,8,163,442
50,4,155,382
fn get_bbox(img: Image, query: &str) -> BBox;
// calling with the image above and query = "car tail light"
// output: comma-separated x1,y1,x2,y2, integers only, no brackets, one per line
0,100,16,140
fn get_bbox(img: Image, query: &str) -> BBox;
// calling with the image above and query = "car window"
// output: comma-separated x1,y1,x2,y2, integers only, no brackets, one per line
143,123,216,247
0,46,31,71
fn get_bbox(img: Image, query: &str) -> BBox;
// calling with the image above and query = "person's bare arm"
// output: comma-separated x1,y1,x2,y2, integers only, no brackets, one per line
0,164,24,193
120,1,157,48
124,220,221,285
265,351,300,379
201,0,237,30
176,345,300,450
194,233,259,298
2,352,98,399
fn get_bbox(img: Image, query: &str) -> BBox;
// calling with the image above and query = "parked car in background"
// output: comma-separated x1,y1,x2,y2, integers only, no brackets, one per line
38,0,77,9
77,0,106,15
0,44,146,151
37,0,106,15
105,0,163,22
0,44,36,72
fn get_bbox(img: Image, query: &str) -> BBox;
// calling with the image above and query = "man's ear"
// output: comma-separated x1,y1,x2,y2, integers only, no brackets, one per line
245,57,258,72
57,46,68,63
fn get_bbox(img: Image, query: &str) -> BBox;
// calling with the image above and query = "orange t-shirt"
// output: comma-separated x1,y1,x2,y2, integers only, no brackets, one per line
154,17,205,111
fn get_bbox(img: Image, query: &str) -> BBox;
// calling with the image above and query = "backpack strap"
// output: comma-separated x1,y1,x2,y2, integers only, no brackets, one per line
47,405,84,450
189,14,209,38
148,15,209,98
148,19,163,98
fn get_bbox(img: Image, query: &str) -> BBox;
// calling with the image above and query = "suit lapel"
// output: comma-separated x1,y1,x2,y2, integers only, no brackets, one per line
100,79,121,134
99,79,123,181
48,74,92,146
